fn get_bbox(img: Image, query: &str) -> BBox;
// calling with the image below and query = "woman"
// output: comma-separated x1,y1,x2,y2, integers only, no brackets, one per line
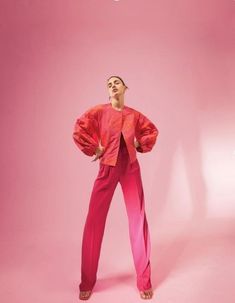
73,76,159,300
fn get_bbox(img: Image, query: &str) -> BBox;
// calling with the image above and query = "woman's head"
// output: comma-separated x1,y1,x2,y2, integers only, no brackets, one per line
107,76,128,99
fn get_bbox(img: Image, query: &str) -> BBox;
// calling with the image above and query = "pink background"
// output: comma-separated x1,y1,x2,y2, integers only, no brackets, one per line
1,0,235,302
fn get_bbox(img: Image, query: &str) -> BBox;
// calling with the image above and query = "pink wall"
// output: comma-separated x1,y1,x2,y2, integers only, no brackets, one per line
1,1,234,302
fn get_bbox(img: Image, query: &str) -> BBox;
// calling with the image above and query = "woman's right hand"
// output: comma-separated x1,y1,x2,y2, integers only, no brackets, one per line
91,143,105,162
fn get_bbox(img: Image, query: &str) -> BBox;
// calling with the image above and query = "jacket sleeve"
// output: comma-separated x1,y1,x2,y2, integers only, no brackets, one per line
72,106,100,156
135,111,159,153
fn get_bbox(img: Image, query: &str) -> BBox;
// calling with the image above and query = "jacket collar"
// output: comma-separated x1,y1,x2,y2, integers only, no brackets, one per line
108,101,127,112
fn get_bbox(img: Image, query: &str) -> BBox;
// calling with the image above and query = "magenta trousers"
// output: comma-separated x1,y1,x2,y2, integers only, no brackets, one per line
79,133,152,292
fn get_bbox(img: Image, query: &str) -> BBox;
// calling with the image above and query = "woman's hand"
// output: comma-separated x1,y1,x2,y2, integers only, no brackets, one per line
134,139,140,148
91,143,105,162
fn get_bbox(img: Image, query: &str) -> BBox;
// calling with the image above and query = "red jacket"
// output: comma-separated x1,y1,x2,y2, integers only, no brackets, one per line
72,102,159,166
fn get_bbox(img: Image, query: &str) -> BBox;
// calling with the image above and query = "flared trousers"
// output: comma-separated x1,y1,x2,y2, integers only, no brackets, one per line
79,133,152,291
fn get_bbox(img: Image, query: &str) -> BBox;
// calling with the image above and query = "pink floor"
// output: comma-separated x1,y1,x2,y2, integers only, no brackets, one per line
1,218,234,303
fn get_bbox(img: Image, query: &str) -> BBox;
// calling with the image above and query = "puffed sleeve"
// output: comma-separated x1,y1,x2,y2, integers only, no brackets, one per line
135,111,159,153
72,106,100,156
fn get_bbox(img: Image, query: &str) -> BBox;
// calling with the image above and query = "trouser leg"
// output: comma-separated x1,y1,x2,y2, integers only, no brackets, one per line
119,158,152,291
79,164,118,291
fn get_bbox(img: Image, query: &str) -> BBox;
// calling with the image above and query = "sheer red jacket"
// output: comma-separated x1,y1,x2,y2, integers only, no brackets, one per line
72,102,159,166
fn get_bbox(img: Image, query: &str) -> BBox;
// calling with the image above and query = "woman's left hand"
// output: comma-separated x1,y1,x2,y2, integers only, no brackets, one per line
134,140,140,148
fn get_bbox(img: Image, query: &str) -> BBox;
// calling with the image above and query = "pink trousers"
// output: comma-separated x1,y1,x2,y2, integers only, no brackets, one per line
79,133,152,291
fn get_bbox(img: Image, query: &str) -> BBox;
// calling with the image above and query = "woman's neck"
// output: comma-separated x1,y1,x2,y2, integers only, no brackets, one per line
110,95,125,110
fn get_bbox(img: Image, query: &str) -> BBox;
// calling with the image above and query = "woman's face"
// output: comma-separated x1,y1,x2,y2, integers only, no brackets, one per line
107,77,126,99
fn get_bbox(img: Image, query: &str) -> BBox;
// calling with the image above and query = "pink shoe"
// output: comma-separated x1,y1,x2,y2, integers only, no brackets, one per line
79,290,92,300
139,288,153,300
